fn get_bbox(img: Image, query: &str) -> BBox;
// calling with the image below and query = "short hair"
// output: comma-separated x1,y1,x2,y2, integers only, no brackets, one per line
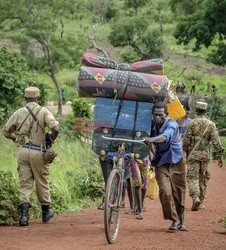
196,108,206,114
153,102,168,114
25,96,39,102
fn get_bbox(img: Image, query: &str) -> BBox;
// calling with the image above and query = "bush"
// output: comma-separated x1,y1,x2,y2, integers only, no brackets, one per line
72,98,93,119
0,47,27,124
0,171,19,225
0,47,49,124
206,96,226,129
66,167,104,202
60,114,83,140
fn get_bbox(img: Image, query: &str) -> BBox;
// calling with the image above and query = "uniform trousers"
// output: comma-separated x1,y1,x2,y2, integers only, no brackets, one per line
187,159,210,200
155,157,186,224
17,147,51,205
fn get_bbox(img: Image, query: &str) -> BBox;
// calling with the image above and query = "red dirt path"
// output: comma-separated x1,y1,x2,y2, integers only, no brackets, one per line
1,161,225,250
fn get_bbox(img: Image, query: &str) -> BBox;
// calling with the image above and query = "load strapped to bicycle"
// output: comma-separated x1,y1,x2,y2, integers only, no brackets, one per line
78,53,185,244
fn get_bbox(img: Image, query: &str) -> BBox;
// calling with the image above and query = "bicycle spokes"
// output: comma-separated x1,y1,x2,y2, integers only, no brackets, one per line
104,170,121,243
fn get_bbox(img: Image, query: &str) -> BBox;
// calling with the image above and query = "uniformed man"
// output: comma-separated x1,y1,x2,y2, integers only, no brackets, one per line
2,87,59,226
183,101,224,211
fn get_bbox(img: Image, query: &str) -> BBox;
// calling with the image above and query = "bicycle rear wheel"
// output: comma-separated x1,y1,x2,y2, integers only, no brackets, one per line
104,169,122,244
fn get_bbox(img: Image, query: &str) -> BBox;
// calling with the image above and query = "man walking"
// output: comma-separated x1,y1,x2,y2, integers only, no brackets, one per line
2,87,59,226
190,77,196,94
145,102,188,231
183,102,224,211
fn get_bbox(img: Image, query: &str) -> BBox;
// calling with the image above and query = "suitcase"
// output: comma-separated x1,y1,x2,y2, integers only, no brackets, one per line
92,97,152,159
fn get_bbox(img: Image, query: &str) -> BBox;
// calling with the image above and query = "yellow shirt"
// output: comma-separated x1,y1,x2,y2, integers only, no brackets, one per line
191,79,196,86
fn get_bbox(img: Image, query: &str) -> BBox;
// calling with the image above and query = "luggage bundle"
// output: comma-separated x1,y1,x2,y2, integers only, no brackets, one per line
78,53,167,103
78,53,184,157
92,98,152,159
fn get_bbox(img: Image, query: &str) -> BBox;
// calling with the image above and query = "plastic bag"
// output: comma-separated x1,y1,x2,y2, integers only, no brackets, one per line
145,170,159,200
167,97,186,120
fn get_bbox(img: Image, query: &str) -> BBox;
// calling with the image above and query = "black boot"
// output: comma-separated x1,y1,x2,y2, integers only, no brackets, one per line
19,203,30,226
41,205,54,223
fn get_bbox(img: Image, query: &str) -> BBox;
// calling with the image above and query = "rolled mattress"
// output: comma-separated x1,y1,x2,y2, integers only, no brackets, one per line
78,66,168,103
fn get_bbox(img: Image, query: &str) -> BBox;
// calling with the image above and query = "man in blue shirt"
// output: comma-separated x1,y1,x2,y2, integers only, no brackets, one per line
145,102,187,231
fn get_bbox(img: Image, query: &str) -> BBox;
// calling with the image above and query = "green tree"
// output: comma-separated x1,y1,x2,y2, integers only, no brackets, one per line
0,47,46,124
108,16,163,60
174,0,226,66
0,0,89,115
88,0,116,23
150,0,173,34
169,0,204,15
0,47,27,124
124,0,149,15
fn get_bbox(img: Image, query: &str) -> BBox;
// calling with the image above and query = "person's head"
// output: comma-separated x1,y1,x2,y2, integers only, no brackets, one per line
195,101,207,115
25,87,40,103
152,102,168,125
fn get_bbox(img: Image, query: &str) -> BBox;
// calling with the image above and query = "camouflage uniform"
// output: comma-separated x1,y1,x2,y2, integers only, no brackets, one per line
183,113,223,206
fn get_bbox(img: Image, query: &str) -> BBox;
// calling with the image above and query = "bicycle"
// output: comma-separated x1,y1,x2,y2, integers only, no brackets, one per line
101,135,145,244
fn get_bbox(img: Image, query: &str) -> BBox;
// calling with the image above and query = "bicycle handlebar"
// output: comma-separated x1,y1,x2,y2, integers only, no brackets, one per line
101,135,146,145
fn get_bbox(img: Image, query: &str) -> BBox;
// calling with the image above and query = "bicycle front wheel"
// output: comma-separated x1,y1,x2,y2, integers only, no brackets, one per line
104,169,122,244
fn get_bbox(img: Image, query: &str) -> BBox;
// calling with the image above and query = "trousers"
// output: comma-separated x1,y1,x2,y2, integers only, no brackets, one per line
17,147,51,205
187,159,210,199
155,157,186,224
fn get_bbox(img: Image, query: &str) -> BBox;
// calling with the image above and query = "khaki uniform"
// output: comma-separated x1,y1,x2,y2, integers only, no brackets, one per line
183,115,223,200
2,102,59,205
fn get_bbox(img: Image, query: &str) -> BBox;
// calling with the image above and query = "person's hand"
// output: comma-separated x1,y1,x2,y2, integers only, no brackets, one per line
149,166,155,171
218,155,224,168
10,134,16,142
144,137,153,145
183,151,188,161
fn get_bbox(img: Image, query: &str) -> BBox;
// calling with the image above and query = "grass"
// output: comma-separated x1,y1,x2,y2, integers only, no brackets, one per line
0,133,104,213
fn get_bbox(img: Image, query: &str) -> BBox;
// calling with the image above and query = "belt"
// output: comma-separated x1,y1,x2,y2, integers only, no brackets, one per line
22,144,46,152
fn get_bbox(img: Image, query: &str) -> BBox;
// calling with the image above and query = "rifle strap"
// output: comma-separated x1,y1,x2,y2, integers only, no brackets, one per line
26,106,44,133
187,122,210,161
17,112,30,133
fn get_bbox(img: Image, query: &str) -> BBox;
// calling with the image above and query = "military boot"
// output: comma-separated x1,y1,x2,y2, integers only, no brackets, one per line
41,205,54,223
191,194,201,211
19,203,30,226
198,197,205,210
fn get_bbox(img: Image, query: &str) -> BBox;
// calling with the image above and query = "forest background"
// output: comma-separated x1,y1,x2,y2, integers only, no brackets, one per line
0,0,225,225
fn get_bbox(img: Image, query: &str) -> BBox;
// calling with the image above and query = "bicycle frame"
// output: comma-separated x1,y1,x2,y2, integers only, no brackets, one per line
101,135,145,244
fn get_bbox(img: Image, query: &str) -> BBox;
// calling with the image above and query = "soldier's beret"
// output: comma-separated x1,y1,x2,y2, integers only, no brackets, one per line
25,87,40,98
196,101,208,110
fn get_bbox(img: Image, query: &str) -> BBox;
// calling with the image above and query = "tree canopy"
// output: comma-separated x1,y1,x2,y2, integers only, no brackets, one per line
0,47,47,124
174,0,226,66
0,0,89,114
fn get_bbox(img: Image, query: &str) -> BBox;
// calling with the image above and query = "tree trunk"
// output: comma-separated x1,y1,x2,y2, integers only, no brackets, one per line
50,72,63,115
36,35,63,115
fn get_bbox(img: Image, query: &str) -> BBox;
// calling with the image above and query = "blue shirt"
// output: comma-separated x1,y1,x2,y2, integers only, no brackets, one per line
151,118,183,167
177,117,191,137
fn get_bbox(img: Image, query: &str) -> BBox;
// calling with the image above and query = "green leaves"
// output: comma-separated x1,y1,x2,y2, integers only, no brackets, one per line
0,47,27,124
108,16,163,60
174,0,226,66
0,171,19,225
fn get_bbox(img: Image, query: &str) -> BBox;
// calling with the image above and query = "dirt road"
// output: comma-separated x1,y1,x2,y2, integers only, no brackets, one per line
1,161,225,250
